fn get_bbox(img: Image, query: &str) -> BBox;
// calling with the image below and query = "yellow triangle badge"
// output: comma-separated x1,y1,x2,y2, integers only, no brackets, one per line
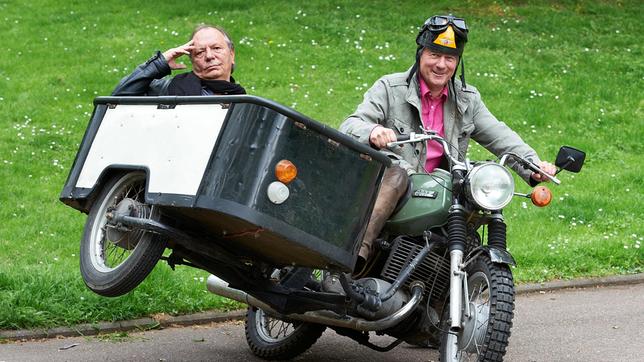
433,25,457,48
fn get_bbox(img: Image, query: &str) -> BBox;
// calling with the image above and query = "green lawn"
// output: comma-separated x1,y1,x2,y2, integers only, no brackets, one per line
0,0,641,329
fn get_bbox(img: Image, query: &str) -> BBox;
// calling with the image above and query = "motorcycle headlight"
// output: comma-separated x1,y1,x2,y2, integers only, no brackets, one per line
466,163,515,210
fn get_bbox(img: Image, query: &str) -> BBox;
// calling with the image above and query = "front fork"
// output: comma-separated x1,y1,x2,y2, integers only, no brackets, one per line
448,207,508,331
447,203,469,331
449,249,467,329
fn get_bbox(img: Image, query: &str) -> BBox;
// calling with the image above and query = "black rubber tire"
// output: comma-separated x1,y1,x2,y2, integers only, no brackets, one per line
80,172,167,297
245,306,326,360
439,254,515,361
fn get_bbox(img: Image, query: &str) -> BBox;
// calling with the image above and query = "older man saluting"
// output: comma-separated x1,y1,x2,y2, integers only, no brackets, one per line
340,15,556,273
112,24,245,96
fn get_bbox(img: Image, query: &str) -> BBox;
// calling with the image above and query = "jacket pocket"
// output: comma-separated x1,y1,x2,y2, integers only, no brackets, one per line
459,122,475,138
391,118,411,136
457,122,475,156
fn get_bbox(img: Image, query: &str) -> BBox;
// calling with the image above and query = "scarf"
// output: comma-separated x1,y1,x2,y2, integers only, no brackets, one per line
167,71,246,96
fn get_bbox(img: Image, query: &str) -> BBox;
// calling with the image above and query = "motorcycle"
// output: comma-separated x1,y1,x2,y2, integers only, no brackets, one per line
60,95,585,361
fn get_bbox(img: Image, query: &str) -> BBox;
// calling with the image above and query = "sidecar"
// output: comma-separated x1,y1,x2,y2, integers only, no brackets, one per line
60,95,390,273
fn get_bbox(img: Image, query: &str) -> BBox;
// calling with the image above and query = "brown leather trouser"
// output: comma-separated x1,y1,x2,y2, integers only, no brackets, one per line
358,166,409,261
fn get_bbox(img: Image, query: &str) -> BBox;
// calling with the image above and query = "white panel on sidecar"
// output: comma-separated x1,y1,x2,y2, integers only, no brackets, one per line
76,103,228,196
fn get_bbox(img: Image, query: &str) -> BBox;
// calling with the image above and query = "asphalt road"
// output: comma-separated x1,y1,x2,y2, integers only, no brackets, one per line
1,283,642,362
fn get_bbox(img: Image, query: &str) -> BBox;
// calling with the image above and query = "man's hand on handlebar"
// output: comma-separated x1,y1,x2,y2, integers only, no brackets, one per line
369,126,397,149
531,161,557,182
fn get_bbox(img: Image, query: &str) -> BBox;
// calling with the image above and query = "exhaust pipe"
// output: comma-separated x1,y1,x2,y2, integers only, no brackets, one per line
206,275,424,332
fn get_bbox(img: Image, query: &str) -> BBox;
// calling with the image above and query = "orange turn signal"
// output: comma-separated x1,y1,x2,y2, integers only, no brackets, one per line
530,186,552,207
275,160,297,184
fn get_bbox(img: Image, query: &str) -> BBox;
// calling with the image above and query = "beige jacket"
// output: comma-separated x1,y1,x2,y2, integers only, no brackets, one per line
339,67,540,184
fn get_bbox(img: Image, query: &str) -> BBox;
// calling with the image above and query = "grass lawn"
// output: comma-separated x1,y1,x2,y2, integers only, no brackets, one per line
0,0,641,329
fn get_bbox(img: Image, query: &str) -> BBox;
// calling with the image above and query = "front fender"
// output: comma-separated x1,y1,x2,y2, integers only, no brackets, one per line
484,246,516,266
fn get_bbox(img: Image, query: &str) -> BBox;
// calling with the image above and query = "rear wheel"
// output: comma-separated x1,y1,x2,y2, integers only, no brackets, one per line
439,254,514,361
80,172,167,297
245,306,326,360
244,268,326,360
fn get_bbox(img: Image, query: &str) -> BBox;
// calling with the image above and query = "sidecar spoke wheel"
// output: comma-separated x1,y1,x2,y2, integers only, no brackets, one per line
80,172,167,297
439,254,514,361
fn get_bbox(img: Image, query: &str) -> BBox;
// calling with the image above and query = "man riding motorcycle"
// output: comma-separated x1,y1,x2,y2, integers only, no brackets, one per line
339,15,556,273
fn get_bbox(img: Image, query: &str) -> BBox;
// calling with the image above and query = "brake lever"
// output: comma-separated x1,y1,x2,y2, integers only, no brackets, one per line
524,161,561,185
386,132,437,148
501,152,561,185
387,132,416,148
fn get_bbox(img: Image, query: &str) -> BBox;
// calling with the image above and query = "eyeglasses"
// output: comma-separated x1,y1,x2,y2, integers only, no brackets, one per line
426,15,468,32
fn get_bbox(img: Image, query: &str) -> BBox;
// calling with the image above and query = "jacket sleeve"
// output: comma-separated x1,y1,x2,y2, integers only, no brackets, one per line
339,78,415,172
339,78,390,144
111,51,172,96
469,92,541,184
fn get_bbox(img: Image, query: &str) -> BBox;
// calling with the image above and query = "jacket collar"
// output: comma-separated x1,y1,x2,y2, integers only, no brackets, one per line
404,66,470,117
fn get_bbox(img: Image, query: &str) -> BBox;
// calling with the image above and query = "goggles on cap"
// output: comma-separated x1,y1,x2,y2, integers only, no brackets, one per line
426,15,468,32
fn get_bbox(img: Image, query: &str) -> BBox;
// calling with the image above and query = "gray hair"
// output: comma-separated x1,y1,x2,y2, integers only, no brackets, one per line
190,24,234,51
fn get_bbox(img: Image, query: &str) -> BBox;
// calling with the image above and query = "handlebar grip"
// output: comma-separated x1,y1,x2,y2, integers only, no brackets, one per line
397,134,410,141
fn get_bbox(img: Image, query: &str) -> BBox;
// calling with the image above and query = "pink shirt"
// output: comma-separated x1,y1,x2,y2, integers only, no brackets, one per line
419,77,448,172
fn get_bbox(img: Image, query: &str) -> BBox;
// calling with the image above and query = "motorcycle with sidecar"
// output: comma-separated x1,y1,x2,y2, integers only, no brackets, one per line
60,95,584,361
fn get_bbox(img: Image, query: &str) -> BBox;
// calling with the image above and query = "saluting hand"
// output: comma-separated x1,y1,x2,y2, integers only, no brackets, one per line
162,40,195,70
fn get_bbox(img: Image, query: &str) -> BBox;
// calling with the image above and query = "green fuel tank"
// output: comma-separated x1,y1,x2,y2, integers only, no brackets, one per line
384,169,452,236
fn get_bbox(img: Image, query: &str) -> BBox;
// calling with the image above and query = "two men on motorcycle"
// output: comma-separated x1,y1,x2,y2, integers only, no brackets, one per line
339,15,556,273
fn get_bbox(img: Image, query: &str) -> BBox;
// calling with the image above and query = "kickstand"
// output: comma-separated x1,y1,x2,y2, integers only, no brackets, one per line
334,329,404,352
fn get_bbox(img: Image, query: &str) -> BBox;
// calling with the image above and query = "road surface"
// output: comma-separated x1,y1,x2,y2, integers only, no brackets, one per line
1,283,642,361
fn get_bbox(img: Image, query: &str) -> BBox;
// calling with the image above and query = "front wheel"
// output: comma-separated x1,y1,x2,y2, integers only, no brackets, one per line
440,254,515,361
80,172,167,297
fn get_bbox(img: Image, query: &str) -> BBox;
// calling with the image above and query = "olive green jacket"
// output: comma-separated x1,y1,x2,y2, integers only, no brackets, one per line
339,67,540,184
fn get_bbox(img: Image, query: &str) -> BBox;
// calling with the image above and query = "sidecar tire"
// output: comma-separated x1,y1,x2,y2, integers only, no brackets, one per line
80,172,167,297
245,306,326,360
439,254,514,362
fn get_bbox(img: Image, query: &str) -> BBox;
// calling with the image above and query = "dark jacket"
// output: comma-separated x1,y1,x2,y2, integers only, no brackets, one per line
111,51,173,96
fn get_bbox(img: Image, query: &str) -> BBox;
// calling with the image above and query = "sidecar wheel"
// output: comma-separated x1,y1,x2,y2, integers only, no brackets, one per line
245,306,326,360
439,254,514,361
80,172,167,297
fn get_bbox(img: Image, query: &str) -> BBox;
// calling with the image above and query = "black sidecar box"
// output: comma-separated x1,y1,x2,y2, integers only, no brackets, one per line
60,96,390,272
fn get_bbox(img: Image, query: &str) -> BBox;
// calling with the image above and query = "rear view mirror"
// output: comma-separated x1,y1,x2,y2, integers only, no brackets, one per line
555,146,585,173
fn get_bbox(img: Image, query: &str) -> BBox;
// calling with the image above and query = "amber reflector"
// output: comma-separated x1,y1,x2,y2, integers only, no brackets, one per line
275,160,297,184
530,186,552,207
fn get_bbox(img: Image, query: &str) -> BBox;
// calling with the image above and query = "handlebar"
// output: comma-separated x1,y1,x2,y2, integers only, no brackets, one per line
387,132,464,169
500,153,561,185
388,133,561,185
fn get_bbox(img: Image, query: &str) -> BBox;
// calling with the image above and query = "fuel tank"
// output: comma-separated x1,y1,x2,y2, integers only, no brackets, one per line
384,169,452,236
